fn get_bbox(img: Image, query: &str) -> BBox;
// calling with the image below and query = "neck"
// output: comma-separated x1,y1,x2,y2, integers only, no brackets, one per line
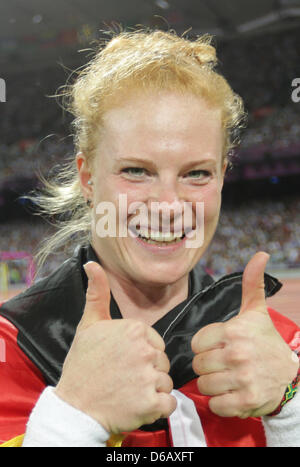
106,271,189,327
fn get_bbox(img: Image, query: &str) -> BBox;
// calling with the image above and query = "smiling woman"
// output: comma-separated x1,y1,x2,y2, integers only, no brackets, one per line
26,29,245,276
0,27,299,448
75,90,224,303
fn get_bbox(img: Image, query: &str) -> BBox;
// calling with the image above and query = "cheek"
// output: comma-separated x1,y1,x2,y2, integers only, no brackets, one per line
117,181,147,205
97,177,146,204
192,184,222,253
190,182,222,222
204,185,222,218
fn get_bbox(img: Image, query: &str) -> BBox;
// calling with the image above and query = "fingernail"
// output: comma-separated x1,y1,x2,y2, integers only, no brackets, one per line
83,261,94,281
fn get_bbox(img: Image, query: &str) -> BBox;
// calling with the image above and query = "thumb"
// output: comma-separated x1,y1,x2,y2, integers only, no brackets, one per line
80,261,111,329
240,251,270,314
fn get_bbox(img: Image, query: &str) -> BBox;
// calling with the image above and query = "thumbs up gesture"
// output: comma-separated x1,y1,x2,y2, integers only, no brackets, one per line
55,261,176,434
191,252,299,418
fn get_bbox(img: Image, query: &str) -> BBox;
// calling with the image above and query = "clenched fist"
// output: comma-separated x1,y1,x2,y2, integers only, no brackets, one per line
55,261,177,434
191,252,299,419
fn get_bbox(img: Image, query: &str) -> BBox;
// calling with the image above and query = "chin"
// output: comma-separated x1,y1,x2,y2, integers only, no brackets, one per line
134,263,189,287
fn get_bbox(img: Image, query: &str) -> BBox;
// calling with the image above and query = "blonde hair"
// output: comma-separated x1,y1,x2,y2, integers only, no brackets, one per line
28,27,246,276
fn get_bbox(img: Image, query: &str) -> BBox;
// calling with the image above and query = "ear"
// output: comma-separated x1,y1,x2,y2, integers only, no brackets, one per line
76,152,93,201
219,159,228,190
222,160,228,177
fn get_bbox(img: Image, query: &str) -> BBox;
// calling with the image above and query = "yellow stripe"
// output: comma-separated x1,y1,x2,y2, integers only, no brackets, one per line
1,433,124,447
0,434,24,447
106,434,125,447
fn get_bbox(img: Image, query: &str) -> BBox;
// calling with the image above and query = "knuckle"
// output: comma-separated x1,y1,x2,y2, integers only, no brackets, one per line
196,374,215,396
242,388,259,411
158,350,171,373
125,319,147,339
192,354,201,374
209,395,246,419
192,355,203,376
162,373,174,392
231,408,242,418
140,344,156,362
85,287,99,303
236,366,255,387
196,375,207,395
145,371,156,387
155,393,177,418
146,393,161,416
137,368,155,389
191,333,200,353
166,394,177,416
224,320,245,341
225,343,247,364
129,319,146,334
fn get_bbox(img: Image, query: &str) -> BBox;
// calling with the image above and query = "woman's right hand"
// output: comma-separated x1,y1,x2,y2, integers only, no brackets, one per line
54,261,176,434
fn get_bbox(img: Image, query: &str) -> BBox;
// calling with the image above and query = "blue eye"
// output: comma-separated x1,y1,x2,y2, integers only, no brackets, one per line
187,170,211,179
122,167,147,177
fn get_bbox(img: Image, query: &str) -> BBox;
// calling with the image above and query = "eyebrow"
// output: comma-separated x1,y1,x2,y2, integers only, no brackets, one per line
115,157,218,170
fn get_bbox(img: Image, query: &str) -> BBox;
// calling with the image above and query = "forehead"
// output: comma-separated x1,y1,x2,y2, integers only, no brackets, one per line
97,90,223,163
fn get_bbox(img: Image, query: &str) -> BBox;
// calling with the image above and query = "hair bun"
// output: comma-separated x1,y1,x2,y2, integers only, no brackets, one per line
190,41,217,65
101,30,217,68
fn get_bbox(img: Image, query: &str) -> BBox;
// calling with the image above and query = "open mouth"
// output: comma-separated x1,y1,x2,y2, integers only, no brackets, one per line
128,226,193,246
137,230,186,245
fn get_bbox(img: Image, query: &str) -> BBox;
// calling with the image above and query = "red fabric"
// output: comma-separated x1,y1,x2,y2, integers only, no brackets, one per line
0,316,46,444
122,378,266,447
0,307,299,446
268,308,300,354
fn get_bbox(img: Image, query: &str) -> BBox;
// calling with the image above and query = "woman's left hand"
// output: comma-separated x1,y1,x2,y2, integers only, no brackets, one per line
191,252,299,418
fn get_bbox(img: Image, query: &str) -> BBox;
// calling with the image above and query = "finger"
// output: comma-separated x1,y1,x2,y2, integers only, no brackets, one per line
192,348,228,375
196,370,237,396
191,322,225,354
208,392,244,418
156,392,177,419
153,350,171,374
155,372,174,394
79,261,111,329
240,251,270,315
145,326,166,352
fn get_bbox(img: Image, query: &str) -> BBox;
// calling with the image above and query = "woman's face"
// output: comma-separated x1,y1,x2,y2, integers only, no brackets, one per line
78,90,226,287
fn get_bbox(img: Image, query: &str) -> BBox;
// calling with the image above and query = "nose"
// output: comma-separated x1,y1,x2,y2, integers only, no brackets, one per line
148,172,182,204
147,175,186,231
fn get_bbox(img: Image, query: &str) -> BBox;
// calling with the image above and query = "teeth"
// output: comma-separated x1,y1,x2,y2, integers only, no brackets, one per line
137,229,184,243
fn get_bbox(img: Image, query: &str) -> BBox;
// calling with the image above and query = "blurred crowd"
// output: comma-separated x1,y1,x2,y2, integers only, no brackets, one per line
1,103,299,186
0,136,74,184
219,27,300,110
0,220,60,279
0,28,299,184
242,106,300,150
202,197,300,276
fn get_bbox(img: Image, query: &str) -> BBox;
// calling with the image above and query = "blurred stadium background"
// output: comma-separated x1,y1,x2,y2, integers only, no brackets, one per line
0,0,299,324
